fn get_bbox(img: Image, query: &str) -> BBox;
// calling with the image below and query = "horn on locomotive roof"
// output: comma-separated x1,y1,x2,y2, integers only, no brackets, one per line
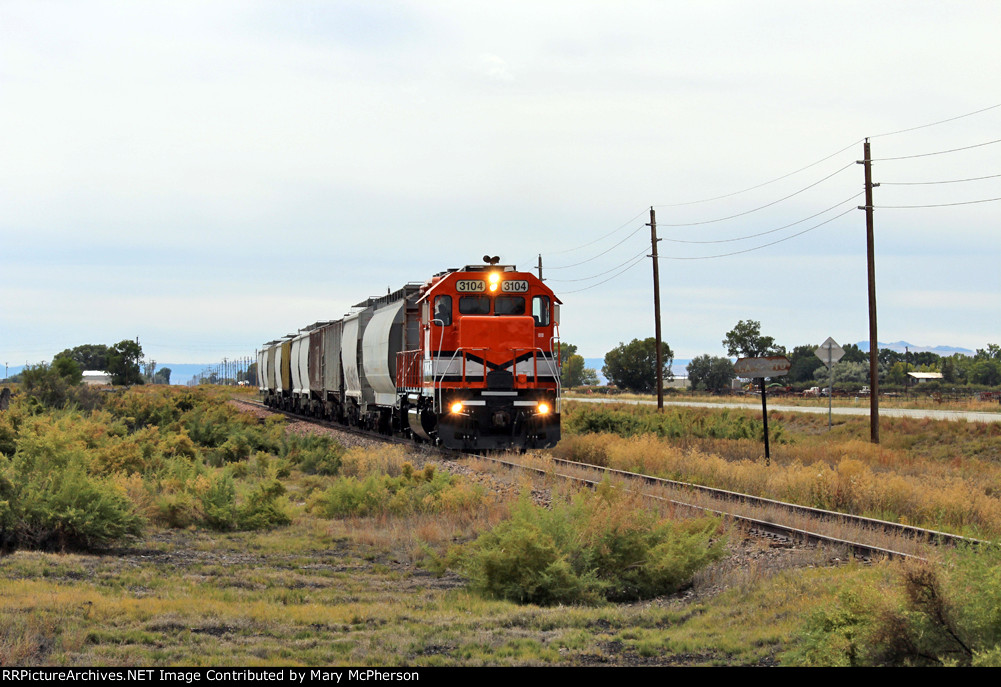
482,255,501,265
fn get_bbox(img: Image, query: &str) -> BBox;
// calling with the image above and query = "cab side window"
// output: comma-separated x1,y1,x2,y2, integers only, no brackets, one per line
532,296,550,326
434,295,452,326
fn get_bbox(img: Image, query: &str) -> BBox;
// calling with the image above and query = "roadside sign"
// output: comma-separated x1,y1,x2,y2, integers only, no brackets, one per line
734,356,790,466
734,356,791,379
815,337,845,367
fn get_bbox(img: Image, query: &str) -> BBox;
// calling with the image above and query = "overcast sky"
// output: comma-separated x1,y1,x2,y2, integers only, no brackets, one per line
2,1,999,369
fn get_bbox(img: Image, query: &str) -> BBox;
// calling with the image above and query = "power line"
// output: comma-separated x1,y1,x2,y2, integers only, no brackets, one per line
545,246,651,282
656,161,856,227
654,141,860,208
649,103,1001,210
660,192,863,244
870,102,1001,139
656,206,856,261
880,172,1001,186
872,138,1001,162
560,253,649,295
546,223,646,270
874,197,1001,209
541,207,649,259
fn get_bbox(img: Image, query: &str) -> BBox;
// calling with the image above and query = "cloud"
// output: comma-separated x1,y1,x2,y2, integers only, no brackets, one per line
474,54,514,82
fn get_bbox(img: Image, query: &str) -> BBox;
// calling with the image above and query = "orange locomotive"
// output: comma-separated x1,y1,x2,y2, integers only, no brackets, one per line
399,257,562,450
259,257,562,451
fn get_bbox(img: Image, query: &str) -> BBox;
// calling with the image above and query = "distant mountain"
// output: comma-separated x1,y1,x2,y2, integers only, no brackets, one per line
855,341,974,356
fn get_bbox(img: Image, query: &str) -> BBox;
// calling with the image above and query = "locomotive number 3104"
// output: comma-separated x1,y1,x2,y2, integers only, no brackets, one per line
501,280,529,293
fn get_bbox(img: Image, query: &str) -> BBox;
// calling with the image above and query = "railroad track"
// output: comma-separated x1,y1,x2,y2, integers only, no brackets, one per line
235,398,984,561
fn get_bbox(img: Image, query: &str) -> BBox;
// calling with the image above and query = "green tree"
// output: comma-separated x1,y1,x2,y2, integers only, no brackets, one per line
841,343,867,363
559,342,578,385
686,355,735,393
562,354,599,387
814,360,869,385
975,344,1001,361
107,340,144,386
878,348,903,367
53,344,111,371
885,361,913,386
154,367,172,385
787,344,825,384
602,338,673,393
52,356,83,385
969,360,1001,387
722,320,785,358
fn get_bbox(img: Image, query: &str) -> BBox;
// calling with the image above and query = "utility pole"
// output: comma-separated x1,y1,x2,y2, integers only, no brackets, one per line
537,254,543,280
859,139,880,443
648,207,664,410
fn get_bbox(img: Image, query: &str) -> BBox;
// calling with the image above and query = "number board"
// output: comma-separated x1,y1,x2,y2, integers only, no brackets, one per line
501,280,529,293
455,280,485,293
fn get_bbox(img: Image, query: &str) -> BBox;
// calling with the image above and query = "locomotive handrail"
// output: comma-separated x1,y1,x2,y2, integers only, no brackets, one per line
434,347,488,412
550,332,562,412
509,346,561,412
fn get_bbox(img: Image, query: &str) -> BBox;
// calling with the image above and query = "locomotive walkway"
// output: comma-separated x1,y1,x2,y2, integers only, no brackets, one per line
566,395,1001,423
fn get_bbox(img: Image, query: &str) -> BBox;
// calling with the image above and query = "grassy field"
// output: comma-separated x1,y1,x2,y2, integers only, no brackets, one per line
2,386,1001,666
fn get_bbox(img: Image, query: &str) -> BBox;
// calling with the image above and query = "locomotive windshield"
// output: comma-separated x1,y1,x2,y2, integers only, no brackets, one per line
458,295,490,315
494,296,525,316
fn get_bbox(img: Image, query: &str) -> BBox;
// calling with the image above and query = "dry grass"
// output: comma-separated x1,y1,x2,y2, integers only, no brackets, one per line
557,402,1001,538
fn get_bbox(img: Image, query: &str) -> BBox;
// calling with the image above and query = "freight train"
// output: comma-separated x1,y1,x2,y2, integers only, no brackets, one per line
258,258,562,451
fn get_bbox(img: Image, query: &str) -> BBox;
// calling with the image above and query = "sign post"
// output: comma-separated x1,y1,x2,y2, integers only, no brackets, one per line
815,337,845,430
734,356,791,465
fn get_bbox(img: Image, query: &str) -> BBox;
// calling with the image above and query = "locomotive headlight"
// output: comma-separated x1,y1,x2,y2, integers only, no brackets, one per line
450,401,464,414
488,272,500,292
537,402,550,415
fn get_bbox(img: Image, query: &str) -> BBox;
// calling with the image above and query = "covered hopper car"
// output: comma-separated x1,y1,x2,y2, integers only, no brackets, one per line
258,259,562,451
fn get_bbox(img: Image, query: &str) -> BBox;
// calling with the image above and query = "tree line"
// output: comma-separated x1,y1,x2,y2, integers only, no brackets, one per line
560,320,1001,394
7,341,171,389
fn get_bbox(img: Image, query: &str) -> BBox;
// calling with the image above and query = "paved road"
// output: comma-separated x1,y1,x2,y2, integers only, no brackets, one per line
565,396,1001,423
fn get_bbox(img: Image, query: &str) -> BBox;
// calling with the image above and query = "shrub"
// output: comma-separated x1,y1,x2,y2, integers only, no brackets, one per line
235,477,291,530
18,364,72,409
0,446,144,552
201,472,238,531
281,432,345,475
787,545,1001,666
308,464,484,519
458,485,725,605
